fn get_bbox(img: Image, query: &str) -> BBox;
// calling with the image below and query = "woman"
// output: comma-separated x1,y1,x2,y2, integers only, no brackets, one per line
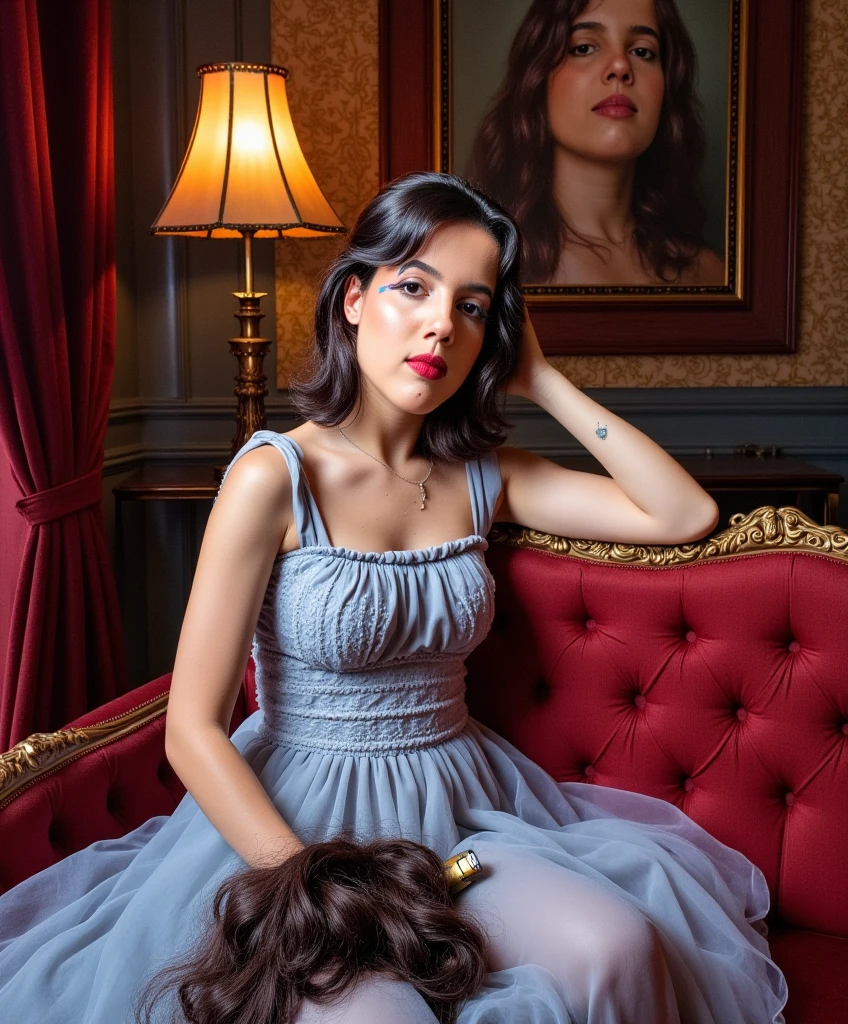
0,172,785,1023
469,0,726,285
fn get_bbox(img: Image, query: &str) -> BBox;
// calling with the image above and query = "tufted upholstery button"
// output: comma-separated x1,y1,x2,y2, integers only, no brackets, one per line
48,823,61,846
842,723,848,737
533,678,550,701
683,777,695,793
685,630,697,643
788,640,800,653
634,694,647,709
583,764,596,778
736,707,748,722
585,619,596,631
785,792,796,807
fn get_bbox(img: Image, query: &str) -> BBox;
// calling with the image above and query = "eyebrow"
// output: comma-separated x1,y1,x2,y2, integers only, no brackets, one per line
397,259,494,300
570,21,660,41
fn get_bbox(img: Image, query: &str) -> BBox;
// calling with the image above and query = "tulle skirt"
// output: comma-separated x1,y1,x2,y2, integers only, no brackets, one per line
0,709,788,1023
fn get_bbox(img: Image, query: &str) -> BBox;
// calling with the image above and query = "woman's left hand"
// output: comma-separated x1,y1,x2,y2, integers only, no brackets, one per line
500,302,554,401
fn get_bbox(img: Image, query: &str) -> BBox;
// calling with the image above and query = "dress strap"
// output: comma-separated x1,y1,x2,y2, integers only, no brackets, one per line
465,448,503,537
214,430,331,549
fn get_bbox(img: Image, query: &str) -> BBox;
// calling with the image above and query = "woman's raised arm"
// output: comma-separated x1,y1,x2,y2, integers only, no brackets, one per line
164,445,304,868
496,310,720,546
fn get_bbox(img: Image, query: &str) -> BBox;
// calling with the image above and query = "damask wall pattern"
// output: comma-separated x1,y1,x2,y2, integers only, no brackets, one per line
270,0,379,389
272,0,847,389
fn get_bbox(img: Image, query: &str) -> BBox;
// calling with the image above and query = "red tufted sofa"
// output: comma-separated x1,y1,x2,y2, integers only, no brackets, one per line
1,505,846,1022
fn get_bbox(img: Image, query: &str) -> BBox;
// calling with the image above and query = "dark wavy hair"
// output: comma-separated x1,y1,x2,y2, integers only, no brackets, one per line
132,836,488,1024
468,0,708,283
289,171,524,463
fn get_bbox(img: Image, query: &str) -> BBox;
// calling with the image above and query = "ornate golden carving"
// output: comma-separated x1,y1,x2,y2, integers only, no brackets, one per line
0,693,169,809
488,505,848,567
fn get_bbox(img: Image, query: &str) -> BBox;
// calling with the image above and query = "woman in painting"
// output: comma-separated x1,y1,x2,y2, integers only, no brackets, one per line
469,0,726,286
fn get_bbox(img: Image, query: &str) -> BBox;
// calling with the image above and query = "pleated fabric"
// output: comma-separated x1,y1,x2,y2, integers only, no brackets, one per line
0,431,788,1023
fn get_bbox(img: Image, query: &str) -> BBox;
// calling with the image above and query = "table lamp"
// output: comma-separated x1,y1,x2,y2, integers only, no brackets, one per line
151,62,345,474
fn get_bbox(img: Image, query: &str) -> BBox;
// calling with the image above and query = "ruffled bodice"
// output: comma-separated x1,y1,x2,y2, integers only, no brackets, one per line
215,431,502,755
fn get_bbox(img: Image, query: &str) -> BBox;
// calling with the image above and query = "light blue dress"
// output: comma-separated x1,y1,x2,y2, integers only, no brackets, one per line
0,431,788,1023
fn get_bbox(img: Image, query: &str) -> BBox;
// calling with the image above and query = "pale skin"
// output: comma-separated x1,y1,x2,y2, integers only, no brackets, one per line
545,0,725,285
164,220,720,870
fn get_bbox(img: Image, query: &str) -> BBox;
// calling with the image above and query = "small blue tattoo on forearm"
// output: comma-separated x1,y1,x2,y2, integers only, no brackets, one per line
596,423,608,439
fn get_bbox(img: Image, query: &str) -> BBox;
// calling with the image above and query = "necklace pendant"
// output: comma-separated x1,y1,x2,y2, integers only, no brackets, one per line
419,482,426,510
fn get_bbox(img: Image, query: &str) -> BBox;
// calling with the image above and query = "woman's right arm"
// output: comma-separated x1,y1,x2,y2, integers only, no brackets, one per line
163,445,305,869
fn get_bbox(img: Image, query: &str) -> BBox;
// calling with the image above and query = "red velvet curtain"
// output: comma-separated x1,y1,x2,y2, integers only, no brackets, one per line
0,0,128,750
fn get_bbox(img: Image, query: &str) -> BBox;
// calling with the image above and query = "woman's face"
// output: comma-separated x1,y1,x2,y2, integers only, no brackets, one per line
547,0,665,164
342,221,500,417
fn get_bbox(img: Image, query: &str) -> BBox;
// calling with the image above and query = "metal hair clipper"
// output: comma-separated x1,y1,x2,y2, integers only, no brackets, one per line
442,849,483,895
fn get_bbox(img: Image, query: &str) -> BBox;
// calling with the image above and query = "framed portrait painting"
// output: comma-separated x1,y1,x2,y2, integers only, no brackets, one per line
379,0,803,355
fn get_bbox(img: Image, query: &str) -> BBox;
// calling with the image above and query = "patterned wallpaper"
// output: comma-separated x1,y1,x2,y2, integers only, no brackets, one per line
271,0,847,388
270,0,379,387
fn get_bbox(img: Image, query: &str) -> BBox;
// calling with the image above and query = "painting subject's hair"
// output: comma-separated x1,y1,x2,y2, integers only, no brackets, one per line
133,836,488,1024
468,0,708,283
289,171,524,463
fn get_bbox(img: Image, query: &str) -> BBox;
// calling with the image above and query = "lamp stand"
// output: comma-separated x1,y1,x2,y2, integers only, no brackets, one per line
214,231,271,482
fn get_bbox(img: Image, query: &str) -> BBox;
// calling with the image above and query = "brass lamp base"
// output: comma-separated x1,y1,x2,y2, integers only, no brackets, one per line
213,290,271,482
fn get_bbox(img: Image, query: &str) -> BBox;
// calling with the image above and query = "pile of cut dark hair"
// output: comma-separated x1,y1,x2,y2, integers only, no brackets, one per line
132,835,488,1024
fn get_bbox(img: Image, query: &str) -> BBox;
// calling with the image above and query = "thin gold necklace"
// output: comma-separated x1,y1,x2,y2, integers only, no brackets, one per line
337,425,434,510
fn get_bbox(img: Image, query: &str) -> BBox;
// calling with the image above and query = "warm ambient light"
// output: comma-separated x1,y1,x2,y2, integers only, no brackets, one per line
151,62,344,238
150,62,345,467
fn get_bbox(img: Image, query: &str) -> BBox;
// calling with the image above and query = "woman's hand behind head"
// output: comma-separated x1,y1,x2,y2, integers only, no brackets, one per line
499,304,555,401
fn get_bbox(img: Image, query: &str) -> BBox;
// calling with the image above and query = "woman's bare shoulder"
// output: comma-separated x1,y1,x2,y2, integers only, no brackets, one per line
219,442,293,501
213,442,294,556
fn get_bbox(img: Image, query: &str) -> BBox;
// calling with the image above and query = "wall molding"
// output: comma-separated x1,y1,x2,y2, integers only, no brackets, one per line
109,387,848,421
506,388,848,417
108,396,299,421
106,388,848,469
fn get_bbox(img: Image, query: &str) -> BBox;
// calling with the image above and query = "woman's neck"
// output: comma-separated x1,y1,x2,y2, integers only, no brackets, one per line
551,148,637,244
336,391,427,468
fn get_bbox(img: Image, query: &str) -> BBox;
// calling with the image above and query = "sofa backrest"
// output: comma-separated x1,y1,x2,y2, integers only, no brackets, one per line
465,517,848,937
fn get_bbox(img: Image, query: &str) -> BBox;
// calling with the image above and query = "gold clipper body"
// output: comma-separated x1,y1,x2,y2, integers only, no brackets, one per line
442,849,482,895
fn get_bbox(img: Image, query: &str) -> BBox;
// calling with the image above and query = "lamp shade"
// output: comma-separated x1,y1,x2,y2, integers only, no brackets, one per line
151,62,345,238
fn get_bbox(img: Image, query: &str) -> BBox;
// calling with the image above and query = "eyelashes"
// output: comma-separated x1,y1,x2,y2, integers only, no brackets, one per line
377,280,489,322
568,42,659,61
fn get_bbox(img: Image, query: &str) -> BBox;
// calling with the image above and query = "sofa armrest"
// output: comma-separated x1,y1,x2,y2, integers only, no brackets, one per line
0,663,257,894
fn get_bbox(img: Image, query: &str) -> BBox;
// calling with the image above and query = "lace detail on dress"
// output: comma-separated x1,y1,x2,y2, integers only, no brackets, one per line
254,650,470,755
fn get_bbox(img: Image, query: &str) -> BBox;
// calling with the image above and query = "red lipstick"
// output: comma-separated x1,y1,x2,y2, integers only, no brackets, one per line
406,353,447,380
592,93,638,118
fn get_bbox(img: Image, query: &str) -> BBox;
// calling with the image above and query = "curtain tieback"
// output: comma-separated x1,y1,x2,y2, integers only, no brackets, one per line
15,466,103,526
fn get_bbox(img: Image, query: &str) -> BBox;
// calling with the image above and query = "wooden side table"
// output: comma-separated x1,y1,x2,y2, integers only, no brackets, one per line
113,454,843,573
678,455,841,526
112,466,221,581
552,454,842,527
